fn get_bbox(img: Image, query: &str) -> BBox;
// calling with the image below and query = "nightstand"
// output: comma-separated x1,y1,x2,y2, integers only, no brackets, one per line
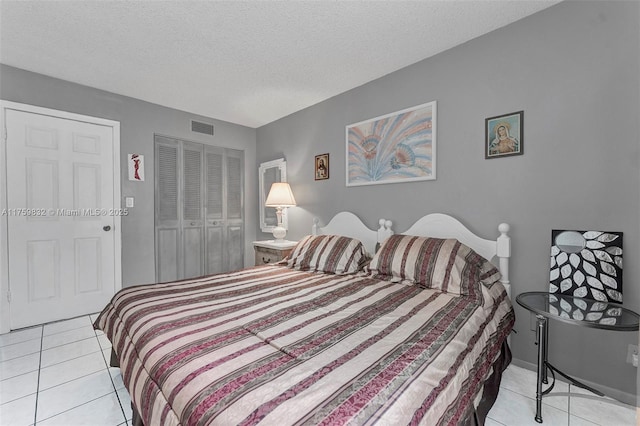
516,292,639,423
252,240,297,266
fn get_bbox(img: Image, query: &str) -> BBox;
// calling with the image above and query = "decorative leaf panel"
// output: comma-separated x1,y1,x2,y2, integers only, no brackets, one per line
546,295,626,326
549,230,623,303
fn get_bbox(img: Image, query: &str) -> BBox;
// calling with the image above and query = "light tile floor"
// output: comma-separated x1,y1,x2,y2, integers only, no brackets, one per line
0,314,130,426
0,315,637,425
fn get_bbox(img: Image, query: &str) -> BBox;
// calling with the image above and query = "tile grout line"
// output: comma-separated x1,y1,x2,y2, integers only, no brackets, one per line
95,315,130,423
0,316,91,350
42,331,100,351
568,384,571,425
37,365,110,394
33,325,43,426
34,392,118,424
31,316,118,424
42,316,98,336
39,341,105,369
498,386,570,414
486,413,508,425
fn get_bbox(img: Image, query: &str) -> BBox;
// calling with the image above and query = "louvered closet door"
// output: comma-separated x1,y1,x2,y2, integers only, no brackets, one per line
182,142,204,278
205,146,224,273
204,146,244,274
155,136,244,282
225,149,244,272
155,138,181,282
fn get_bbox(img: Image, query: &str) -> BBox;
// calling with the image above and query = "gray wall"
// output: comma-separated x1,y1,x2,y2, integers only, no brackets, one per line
256,1,640,398
0,64,257,286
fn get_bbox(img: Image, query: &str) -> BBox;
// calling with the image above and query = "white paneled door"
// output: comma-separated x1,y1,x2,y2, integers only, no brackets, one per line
1,104,121,330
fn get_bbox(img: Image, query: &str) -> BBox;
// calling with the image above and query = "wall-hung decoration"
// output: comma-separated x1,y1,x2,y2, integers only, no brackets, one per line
485,111,523,159
128,154,144,181
346,101,436,186
549,229,623,303
315,153,329,180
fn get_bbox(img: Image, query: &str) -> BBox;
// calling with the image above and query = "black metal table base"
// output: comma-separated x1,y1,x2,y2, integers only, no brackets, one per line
534,315,604,423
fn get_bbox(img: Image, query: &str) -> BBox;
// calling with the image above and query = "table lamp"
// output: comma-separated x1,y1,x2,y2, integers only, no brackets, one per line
265,182,296,241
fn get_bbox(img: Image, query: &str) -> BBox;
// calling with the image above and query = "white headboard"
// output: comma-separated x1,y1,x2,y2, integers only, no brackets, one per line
401,213,511,298
312,212,393,255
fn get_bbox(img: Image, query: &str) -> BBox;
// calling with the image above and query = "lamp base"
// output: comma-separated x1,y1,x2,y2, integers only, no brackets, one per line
272,225,287,242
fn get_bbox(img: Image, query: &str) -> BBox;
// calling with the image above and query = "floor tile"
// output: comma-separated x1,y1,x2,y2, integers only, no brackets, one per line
0,352,40,380
0,326,42,348
0,338,41,362
0,370,38,404
97,333,113,350
500,364,569,412
488,387,570,426
43,316,93,336
38,351,106,391
569,414,600,425
484,417,506,426
36,370,116,422
102,347,114,366
568,385,636,426
37,391,127,426
41,326,97,351
0,393,36,425
40,336,102,368
109,367,125,391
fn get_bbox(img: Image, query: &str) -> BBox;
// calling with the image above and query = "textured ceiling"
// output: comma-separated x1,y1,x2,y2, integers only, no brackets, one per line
0,1,561,128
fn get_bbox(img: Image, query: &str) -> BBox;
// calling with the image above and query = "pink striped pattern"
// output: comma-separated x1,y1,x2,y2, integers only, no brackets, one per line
286,235,368,275
94,264,514,426
368,235,499,296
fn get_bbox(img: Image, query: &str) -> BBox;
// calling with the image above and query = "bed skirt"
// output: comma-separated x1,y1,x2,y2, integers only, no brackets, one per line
110,341,512,426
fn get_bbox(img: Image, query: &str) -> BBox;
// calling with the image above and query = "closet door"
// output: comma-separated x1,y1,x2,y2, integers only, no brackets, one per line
155,139,181,282
225,149,244,272
205,146,224,274
182,142,204,278
155,136,244,281
204,146,244,274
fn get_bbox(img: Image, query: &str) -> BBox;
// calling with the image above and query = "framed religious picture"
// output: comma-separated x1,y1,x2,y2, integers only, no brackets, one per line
315,153,329,180
485,111,523,159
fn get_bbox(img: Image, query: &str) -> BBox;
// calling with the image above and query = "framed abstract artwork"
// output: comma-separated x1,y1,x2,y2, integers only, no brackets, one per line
485,111,523,159
315,153,329,180
549,229,623,303
346,101,436,186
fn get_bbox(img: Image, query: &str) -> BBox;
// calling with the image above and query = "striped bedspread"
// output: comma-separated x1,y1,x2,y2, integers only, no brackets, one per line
95,264,514,426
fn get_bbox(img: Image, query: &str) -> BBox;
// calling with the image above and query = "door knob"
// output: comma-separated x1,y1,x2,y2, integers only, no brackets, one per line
103,225,111,231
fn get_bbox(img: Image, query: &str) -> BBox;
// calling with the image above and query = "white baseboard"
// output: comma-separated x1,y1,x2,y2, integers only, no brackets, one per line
510,358,637,407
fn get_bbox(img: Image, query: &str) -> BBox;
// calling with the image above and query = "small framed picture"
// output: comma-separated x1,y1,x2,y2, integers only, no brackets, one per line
485,111,523,159
315,153,329,180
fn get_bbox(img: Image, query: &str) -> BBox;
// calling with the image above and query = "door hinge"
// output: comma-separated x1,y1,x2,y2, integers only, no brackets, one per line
6,290,11,303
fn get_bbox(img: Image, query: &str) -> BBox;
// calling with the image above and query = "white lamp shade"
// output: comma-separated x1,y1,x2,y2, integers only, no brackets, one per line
265,182,296,207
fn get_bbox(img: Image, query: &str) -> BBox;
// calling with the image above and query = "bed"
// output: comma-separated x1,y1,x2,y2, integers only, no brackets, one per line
95,212,514,426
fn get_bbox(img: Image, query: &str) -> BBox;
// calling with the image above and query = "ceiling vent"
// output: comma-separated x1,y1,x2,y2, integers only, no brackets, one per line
191,120,214,136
